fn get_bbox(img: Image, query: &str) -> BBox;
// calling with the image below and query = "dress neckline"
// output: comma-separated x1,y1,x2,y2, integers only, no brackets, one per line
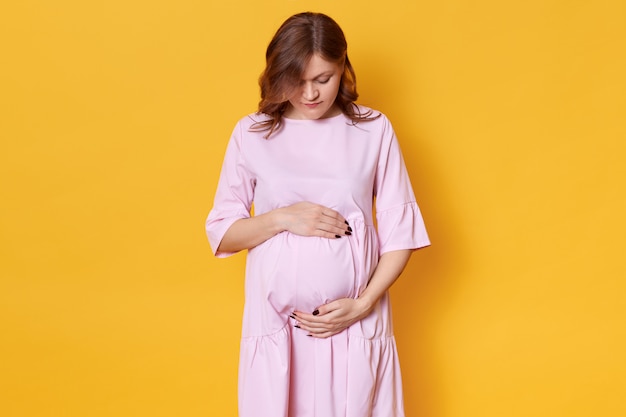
282,112,346,123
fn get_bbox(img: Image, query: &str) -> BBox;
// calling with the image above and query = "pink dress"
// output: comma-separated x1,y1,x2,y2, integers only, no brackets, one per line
206,107,430,417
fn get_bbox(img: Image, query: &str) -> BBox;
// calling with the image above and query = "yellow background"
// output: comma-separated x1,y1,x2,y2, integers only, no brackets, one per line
1,0,625,416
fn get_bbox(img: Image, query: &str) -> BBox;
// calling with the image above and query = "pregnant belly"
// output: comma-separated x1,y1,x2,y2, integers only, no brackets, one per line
247,233,362,313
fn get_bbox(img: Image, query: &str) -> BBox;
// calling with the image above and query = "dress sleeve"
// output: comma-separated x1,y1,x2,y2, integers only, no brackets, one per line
205,122,255,257
374,116,430,255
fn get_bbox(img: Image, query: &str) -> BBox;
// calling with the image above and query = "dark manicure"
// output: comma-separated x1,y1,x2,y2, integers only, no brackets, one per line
312,309,319,316
347,226,353,232
307,334,313,337
345,220,350,225
295,325,301,329
289,314,296,320
335,234,341,239
345,231,352,236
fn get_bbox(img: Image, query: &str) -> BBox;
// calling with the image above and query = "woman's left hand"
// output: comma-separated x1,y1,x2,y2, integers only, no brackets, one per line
293,250,413,339
292,298,374,339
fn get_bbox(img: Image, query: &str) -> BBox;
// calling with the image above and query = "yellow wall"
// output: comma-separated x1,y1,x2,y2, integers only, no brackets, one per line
1,1,624,416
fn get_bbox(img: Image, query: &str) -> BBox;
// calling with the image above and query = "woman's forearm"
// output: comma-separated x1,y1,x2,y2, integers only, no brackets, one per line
357,249,413,310
217,202,351,254
217,211,284,253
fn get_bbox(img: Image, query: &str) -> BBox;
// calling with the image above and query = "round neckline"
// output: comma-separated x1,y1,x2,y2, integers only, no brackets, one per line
282,112,346,123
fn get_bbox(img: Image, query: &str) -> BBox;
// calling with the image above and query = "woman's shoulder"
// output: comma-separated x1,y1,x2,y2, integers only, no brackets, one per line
354,104,378,116
233,112,272,130
350,105,394,133
225,112,274,143
353,105,390,122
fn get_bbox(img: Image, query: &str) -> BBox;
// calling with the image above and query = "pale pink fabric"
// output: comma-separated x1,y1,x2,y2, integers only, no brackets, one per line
206,108,430,417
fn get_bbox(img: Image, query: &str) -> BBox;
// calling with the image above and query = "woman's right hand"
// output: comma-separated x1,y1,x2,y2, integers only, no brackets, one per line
277,202,351,239
217,202,351,254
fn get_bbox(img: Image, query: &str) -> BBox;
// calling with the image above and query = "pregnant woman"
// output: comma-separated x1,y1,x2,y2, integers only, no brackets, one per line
206,12,430,417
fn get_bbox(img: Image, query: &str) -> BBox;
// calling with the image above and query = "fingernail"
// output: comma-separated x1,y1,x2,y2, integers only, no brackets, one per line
307,334,313,337
335,235,341,239
345,231,352,236
295,325,301,329
347,226,353,232
345,220,349,225
312,309,319,316
289,314,296,320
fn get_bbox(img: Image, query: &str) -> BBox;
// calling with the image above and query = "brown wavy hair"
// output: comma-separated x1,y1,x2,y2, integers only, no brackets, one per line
252,12,379,138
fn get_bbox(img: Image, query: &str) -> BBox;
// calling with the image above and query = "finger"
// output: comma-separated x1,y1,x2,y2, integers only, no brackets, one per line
292,319,333,335
300,205,350,239
318,212,350,230
317,207,351,228
312,227,349,240
318,224,352,238
294,315,344,333
297,316,343,333
318,206,342,219
296,322,334,333
308,329,343,339
292,312,331,329
293,304,335,321
293,315,331,329
314,302,339,316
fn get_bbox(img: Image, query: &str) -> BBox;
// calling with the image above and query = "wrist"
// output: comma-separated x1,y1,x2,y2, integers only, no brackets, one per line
267,207,287,234
356,293,377,315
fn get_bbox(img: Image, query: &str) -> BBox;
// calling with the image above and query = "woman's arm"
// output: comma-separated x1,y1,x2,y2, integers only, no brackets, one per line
217,201,352,253
293,249,413,338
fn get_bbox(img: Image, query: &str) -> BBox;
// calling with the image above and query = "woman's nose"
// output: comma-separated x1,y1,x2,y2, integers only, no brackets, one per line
302,82,318,101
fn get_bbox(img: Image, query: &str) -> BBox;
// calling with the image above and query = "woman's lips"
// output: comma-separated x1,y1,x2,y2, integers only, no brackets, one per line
304,102,320,108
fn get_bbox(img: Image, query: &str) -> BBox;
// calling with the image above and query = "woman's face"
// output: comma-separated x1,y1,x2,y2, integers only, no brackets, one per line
284,54,343,120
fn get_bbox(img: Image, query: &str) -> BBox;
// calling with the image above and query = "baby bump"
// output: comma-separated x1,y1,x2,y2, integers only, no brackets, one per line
291,234,360,311
247,233,363,314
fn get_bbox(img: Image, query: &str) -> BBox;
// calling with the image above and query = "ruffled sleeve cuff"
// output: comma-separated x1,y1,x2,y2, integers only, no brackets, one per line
205,209,251,258
376,202,430,255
